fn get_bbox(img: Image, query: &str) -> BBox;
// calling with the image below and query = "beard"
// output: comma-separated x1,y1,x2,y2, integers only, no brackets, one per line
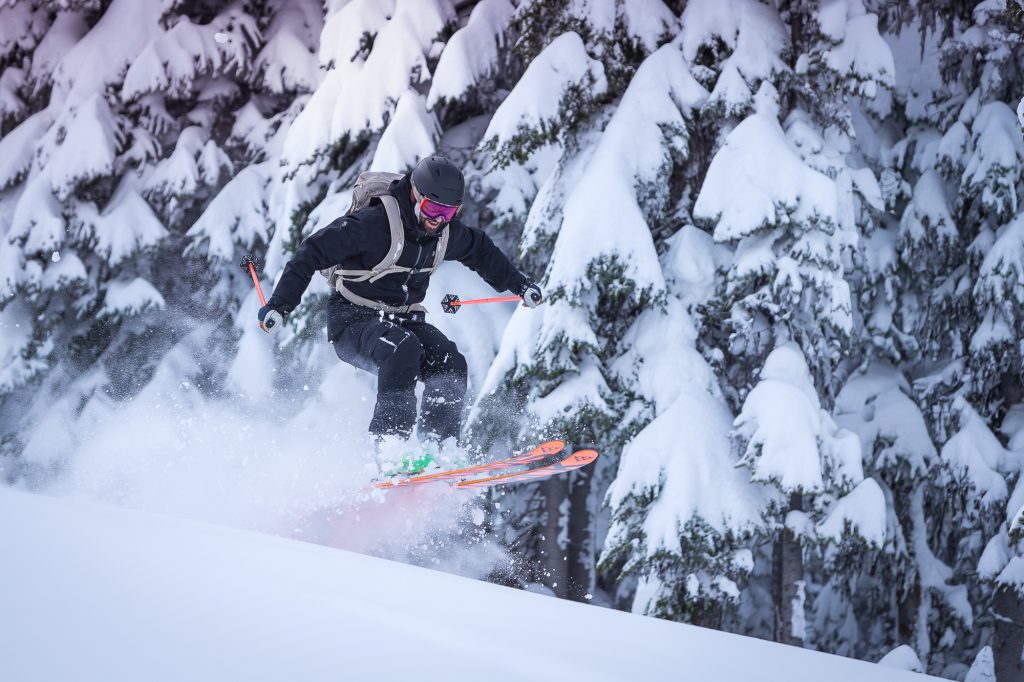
419,217,447,235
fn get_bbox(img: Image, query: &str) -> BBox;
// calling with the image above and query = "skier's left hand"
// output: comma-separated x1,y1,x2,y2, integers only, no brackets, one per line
520,281,544,309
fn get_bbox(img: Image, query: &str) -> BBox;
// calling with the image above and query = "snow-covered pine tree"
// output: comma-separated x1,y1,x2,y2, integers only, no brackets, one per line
846,2,1024,674
830,362,957,663
834,6,960,672
870,3,1024,674
997,401,1024,682
597,0,782,628
0,0,290,474
468,0,680,601
729,342,873,645
600,229,772,626
688,0,895,648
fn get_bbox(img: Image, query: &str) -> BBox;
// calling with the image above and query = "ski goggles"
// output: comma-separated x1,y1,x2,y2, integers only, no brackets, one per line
416,196,461,223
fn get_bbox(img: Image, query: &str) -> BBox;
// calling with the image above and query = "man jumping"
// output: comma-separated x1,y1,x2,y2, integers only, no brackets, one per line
257,155,543,471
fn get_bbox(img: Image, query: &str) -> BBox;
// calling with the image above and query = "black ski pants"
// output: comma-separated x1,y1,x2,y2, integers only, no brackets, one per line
327,296,467,442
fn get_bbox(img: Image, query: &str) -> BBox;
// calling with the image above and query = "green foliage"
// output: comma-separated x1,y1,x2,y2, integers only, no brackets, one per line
285,185,328,256
602,509,756,627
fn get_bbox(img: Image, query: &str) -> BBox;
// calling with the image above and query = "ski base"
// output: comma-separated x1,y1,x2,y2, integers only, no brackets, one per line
373,440,565,489
373,443,598,490
456,448,599,489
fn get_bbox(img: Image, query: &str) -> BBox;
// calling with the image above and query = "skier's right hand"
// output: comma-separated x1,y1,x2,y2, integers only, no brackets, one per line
258,305,284,334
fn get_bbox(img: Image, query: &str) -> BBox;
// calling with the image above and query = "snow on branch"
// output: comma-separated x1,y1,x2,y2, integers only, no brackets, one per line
694,94,840,243
834,362,936,476
817,478,887,547
122,9,260,101
51,0,164,108
821,11,895,97
962,101,1024,222
253,0,321,95
940,397,1013,507
10,172,65,257
427,0,513,107
0,110,50,191
46,94,124,201
548,43,706,296
186,164,270,262
734,343,863,494
26,11,88,90
898,169,958,267
0,66,25,124
481,31,607,166
680,0,788,83
318,0,392,68
0,3,48,60
283,0,453,172
143,126,232,202
99,277,165,319
369,90,439,173
74,180,167,267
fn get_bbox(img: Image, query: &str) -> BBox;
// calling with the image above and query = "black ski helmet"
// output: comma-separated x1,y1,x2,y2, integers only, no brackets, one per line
411,155,464,206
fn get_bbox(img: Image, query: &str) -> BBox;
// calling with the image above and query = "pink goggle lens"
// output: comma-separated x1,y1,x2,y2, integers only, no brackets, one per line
418,197,460,223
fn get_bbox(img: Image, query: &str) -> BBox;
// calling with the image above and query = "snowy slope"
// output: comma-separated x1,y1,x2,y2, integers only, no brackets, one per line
0,487,939,682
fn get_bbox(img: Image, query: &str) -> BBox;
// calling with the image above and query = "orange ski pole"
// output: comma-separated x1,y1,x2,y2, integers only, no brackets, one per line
240,255,267,306
441,293,521,313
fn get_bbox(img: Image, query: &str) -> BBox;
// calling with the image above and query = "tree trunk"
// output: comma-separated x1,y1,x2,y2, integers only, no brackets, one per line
539,476,568,598
993,583,1024,682
565,464,594,602
773,493,806,646
893,484,921,649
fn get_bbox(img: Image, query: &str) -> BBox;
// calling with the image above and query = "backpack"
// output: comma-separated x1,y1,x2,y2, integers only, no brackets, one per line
319,171,449,295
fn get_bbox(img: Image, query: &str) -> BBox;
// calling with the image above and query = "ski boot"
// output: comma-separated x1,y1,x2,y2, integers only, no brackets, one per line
374,436,440,478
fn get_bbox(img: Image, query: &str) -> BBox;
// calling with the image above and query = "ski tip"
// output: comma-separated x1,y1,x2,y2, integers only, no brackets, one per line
569,449,599,466
539,440,566,455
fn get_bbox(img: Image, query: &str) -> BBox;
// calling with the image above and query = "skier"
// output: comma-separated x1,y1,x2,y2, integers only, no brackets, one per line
257,155,543,469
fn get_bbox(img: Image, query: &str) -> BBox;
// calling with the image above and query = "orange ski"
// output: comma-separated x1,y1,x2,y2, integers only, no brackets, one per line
456,448,599,489
373,440,565,489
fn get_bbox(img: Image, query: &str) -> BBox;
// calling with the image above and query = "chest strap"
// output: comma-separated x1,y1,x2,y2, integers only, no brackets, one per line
337,287,427,315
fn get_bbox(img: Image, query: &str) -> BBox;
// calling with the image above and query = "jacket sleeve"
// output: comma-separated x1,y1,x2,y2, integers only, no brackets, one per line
443,221,530,295
265,216,367,314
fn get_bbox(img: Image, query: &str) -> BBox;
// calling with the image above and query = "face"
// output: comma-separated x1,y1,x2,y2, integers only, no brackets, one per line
411,188,460,234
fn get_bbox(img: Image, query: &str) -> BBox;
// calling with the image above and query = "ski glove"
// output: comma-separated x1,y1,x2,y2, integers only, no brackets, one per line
258,305,284,334
520,281,544,309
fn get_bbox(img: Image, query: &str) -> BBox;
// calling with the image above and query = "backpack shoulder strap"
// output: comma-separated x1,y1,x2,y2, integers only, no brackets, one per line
431,226,449,270
375,194,404,274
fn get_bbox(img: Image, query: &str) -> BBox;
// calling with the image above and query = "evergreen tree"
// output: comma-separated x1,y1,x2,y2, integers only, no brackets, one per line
872,2,1024,674
469,0,680,600
0,0,283,473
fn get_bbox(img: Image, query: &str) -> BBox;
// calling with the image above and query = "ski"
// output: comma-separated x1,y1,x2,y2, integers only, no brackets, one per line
373,439,565,489
456,448,599,490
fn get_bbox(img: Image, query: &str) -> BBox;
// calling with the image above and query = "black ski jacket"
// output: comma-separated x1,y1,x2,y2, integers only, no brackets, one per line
265,175,529,315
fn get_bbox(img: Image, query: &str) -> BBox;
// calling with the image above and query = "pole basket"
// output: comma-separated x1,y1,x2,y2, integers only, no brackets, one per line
441,293,461,314
240,254,268,306
240,254,262,273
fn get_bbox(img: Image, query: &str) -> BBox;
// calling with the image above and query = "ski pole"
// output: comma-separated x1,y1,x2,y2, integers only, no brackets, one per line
242,255,282,333
240,254,267,306
441,293,521,314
